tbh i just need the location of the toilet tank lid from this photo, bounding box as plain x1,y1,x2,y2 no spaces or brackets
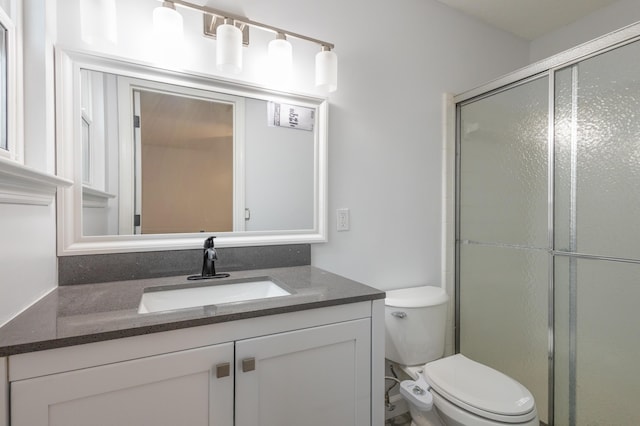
385,286,448,308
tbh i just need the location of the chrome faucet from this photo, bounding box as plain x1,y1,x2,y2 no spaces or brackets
188,236,230,280
202,236,218,277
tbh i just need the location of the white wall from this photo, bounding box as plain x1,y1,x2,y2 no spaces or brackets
530,0,640,63
0,204,57,326
0,0,58,327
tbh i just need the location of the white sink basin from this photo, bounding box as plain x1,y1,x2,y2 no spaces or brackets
138,278,291,314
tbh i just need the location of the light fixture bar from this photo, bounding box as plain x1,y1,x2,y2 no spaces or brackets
170,0,334,49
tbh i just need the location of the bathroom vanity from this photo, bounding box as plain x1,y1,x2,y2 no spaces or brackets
0,266,385,426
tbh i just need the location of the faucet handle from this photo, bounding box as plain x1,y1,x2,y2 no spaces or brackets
204,236,216,249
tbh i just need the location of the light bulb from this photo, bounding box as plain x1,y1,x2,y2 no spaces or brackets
315,47,337,92
216,19,243,74
268,34,293,85
153,1,184,51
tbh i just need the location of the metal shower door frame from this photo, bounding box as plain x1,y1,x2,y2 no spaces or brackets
451,21,640,426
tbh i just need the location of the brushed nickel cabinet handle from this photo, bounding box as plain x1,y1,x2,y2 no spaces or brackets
242,357,256,372
216,362,230,378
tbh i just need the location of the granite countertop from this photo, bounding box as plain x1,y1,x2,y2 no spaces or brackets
0,266,385,357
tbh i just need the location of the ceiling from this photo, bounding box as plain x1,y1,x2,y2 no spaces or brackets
435,0,619,40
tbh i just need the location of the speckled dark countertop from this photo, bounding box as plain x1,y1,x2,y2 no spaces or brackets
0,266,385,357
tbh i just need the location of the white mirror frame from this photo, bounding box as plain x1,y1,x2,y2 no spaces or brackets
56,48,328,255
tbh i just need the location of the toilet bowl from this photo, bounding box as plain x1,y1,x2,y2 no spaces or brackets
384,286,538,426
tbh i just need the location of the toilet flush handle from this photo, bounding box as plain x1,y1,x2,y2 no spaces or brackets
391,311,407,319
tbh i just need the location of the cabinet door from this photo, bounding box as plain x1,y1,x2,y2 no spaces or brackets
11,343,233,426
235,318,371,426
1,358,7,426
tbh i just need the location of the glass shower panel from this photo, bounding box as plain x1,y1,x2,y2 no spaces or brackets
459,243,549,423
555,257,640,426
459,76,548,248
555,40,640,260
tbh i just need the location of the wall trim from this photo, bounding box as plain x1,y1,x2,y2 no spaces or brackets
82,185,116,208
0,157,72,206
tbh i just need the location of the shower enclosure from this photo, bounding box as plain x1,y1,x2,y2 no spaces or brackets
454,24,640,426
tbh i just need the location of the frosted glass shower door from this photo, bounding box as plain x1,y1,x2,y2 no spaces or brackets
555,40,640,259
457,76,550,423
554,258,640,426
458,29,640,426
554,39,640,426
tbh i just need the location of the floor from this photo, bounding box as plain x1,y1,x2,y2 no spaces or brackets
385,413,412,425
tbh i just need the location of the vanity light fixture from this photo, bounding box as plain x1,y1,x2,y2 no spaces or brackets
216,18,243,74
153,1,184,47
163,0,338,91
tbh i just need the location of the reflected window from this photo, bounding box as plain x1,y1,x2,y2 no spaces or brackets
82,116,91,184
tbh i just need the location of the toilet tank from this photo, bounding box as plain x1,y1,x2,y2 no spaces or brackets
384,286,449,366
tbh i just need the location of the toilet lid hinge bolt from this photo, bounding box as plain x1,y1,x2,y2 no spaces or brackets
412,385,426,395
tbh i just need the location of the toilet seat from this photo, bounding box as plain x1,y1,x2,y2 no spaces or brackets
423,354,537,424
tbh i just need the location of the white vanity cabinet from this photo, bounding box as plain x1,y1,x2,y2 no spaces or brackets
235,319,371,426
11,343,234,426
7,301,383,426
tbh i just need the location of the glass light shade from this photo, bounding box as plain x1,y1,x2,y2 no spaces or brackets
153,4,184,48
216,23,243,74
315,49,338,92
268,37,293,83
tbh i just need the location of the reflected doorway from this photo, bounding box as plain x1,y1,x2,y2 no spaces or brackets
133,89,236,234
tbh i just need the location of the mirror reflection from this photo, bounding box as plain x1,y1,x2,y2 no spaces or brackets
80,69,316,237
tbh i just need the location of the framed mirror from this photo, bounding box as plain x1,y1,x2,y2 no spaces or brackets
56,49,327,255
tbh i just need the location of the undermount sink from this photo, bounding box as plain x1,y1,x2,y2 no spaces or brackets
138,277,291,314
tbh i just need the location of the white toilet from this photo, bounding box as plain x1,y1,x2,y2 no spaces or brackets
385,286,539,426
